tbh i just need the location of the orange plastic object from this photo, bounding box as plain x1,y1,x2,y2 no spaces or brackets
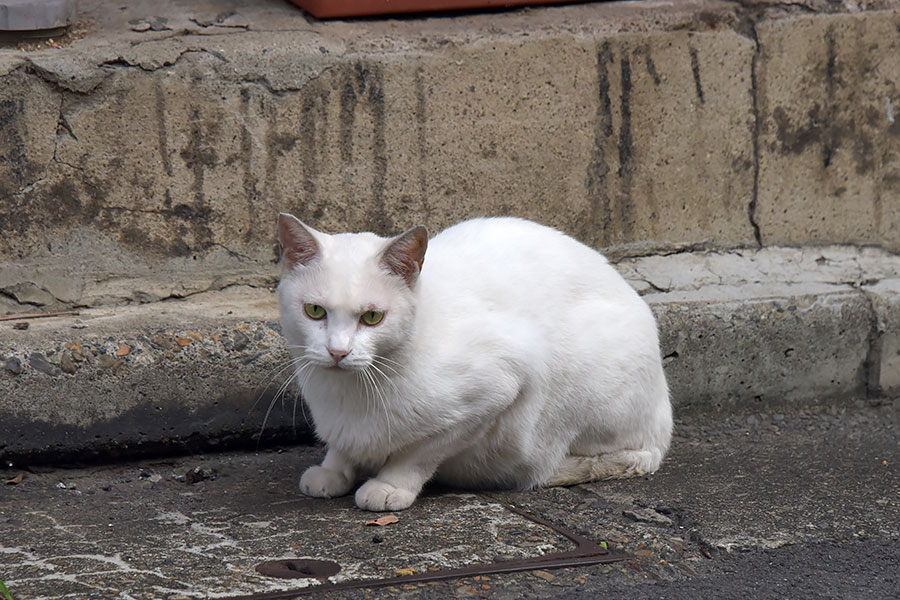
288,0,583,19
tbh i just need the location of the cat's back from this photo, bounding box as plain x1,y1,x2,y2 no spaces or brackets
423,217,634,302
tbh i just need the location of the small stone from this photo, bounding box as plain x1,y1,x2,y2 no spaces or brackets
97,354,116,369
12,322,28,330
623,507,674,526
532,570,556,582
394,567,416,577
231,330,249,351
3,357,23,375
746,415,758,426
116,344,130,356
372,534,384,543
151,334,177,350
59,353,77,374
71,320,88,329
29,353,61,376
241,352,263,365
183,466,218,484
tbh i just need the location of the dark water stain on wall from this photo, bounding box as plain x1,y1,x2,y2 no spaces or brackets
367,63,390,235
415,66,429,216
155,82,173,178
331,61,391,234
584,42,615,246
823,27,838,169
634,44,661,87
616,52,635,241
689,45,704,105
239,88,259,244
178,107,219,253
0,99,30,192
771,25,881,178
293,81,325,224
339,66,360,165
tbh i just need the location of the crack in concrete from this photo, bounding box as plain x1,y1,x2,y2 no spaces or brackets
100,46,229,73
241,63,340,96
21,57,110,95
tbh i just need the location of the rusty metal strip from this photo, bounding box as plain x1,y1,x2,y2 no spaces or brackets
223,499,630,600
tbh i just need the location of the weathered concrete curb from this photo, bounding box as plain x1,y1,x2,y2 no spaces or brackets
620,245,900,414
0,287,306,463
2,247,898,462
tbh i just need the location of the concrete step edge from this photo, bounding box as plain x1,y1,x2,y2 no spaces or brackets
1,253,898,463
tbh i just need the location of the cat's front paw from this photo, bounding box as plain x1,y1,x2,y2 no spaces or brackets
299,465,354,498
355,479,417,511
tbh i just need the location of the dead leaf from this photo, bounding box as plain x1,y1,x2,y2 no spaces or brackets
5,473,25,485
634,549,654,557
116,344,130,356
532,570,556,582
365,514,399,527
175,337,193,347
394,567,416,576
187,331,203,341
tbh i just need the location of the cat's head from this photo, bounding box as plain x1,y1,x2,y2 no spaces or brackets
276,213,428,372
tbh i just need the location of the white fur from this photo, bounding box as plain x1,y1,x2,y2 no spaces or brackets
278,216,672,511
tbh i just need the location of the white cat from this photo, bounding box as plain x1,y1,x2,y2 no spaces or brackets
277,214,672,512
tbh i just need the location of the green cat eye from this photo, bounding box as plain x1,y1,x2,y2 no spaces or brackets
304,303,326,320
360,310,384,326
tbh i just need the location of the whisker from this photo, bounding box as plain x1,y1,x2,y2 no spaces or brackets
357,371,373,421
368,362,400,399
371,353,405,370
290,361,316,435
365,366,393,451
258,358,313,448
371,357,402,379
246,354,307,417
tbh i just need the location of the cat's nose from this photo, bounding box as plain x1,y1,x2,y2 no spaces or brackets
328,349,349,363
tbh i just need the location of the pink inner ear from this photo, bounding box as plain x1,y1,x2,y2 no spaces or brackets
278,214,319,269
381,226,428,286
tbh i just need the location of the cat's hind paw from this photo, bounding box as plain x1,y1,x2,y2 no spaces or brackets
355,479,417,511
299,465,354,498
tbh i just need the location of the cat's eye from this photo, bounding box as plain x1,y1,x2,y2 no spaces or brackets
304,303,326,320
360,310,384,326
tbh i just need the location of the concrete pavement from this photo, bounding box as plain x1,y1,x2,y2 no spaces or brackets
1,402,896,598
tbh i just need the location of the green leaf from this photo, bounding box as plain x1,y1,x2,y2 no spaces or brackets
599,541,608,550
0,579,13,600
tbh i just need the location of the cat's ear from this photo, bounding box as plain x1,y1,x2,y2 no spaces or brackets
278,213,320,270
380,226,428,286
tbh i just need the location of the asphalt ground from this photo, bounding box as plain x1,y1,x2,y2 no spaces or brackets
1,401,897,599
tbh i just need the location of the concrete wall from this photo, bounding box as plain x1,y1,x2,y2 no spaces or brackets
1,0,897,310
